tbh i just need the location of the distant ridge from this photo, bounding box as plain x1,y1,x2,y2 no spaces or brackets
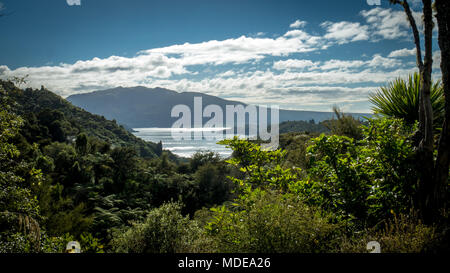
67,86,371,129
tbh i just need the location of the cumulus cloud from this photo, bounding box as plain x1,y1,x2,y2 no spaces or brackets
368,54,401,68
289,19,307,29
67,0,81,6
142,32,323,67
0,29,325,96
320,59,366,70
388,48,416,58
274,54,404,72
0,49,417,113
321,21,369,44
360,7,423,40
217,70,236,78
273,59,319,71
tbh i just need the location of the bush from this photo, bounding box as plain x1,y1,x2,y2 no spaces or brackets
205,191,342,253
321,106,364,140
304,118,417,226
340,213,438,253
111,202,201,253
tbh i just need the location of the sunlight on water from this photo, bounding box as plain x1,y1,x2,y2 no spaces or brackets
132,128,239,158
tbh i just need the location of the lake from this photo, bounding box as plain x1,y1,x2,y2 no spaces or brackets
132,127,238,158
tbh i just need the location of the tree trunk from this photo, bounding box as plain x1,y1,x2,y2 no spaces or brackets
417,0,435,224
395,0,435,223
434,0,450,217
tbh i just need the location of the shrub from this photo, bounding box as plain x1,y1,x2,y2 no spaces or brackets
111,202,201,253
340,213,438,253
304,118,417,226
205,191,342,253
321,106,364,140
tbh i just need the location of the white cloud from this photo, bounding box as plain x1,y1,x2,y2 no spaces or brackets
67,0,81,6
0,51,417,112
273,59,319,70
360,7,423,40
321,21,369,44
142,32,322,67
275,54,403,72
388,48,416,58
0,29,324,96
289,20,307,29
366,54,401,68
217,70,236,78
320,59,366,70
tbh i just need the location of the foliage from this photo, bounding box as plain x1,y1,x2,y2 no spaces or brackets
38,232,104,253
205,192,342,253
1,80,236,252
340,213,438,253
0,87,43,252
303,118,417,226
321,106,364,140
279,132,320,170
1,78,448,253
219,137,300,194
207,138,343,253
369,72,444,127
111,202,201,253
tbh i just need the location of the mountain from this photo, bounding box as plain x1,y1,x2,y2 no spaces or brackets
67,86,371,129
1,81,161,158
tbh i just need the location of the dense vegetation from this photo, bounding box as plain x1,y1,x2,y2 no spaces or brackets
0,80,234,252
1,72,449,252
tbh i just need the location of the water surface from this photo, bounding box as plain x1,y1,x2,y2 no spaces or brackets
133,127,237,158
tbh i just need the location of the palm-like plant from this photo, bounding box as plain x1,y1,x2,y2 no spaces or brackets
369,72,444,127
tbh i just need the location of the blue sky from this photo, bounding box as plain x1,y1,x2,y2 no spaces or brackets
0,0,442,113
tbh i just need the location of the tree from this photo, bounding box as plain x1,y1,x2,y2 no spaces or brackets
75,133,88,155
110,146,138,191
155,141,163,157
0,86,42,252
390,0,446,223
433,0,450,222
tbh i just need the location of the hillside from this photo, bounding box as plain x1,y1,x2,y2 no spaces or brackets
67,86,370,129
279,120,330,134
1,81,161,158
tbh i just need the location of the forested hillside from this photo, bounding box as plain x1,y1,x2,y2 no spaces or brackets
1,81,160,159
0,80,233,252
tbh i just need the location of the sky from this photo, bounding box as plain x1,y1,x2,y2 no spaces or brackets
0,0,442,113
